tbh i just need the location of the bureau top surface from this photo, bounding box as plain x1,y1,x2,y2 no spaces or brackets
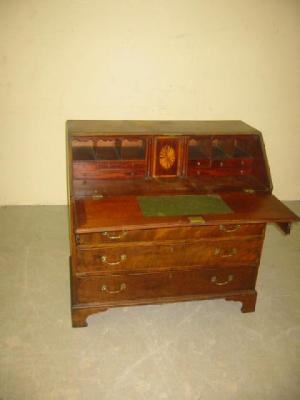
67,120,260,136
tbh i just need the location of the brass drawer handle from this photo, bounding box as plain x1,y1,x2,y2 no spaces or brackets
219,224,240,233
101,231,128,240
101,254,127,265
214,247,237,257
101,283,127,294
211,274,234,286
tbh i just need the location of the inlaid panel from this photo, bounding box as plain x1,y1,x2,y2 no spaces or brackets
152,137,184,177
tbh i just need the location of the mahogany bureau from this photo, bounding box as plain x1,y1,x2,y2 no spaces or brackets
66,120,299,327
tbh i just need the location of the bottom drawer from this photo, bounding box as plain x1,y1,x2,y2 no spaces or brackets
76,266,257,304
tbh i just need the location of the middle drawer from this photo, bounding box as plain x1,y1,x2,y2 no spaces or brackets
76,237,263,274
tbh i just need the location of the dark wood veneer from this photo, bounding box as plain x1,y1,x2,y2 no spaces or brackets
67,120,299,327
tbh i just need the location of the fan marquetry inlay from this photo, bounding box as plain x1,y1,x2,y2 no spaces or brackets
159,145,176,170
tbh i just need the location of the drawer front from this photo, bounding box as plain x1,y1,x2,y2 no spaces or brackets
188,168,209,177
212,158,253,169
77,224,265,246
76,238,263,273
187,160,211,177
86,168,146,179
73,160,146,180
188,160,211,169
191,167,252,177
76,266,257,303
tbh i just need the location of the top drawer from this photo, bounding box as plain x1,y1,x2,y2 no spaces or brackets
76,223,265,246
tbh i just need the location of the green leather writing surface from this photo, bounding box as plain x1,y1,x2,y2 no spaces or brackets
138,195,232,217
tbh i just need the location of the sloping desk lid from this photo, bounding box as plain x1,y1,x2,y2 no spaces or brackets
74,192,299,233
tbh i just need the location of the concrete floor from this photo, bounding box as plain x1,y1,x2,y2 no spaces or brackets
0,203,300,400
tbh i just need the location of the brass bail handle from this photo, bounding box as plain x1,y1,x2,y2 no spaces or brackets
101,283,127,294
219,224,240,233
211,274,234,286
214,247,237,257
101,231,128,240
101,254,127,266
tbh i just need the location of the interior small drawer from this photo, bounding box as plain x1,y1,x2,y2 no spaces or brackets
89,168,146,179
188,160,211,169
76,237,263,274
212,158,253,169
76,224,265,246
72,160,146,179
206,167,252,177
76,266,257,303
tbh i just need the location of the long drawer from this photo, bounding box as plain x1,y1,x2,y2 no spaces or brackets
76,237,263,274
76,223,265,246
76,266,257,303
